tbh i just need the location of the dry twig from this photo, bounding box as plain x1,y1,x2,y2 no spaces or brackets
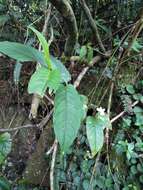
111,101,138,123
0,109,53,133
50,139,58,190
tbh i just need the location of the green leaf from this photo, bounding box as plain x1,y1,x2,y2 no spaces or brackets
53,84,82,152
86,116,104,157
126,143,134,160
135,113,143,126
79,46,87,59
126,84,135,94
105,178,113,188
47,69,61,92
130,165,137,175
87,45,93,63
139,175,143,184
13,62,22,85
0,133,11,165
28,66,62,96
133,106,143,113
29,26,51,68
0,41,46,66
28,67,50,97
133,106,143,126
137,163,143,172
51,56,71,83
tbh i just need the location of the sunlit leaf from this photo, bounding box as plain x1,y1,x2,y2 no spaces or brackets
28,67,50,97
29,26,51,68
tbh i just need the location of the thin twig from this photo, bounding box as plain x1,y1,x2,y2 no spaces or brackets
0,124,36,133
111,101,138,123
97,80,111,106
46,142,55,156
0,109,53,133
44,94,54,105
106,82,115,185
50,139,58,190
88,152,101,190
73,55,103,88
42,4,52,35
38,109,53,128
106,82,114,144
8,112,17,129
74,66,89,88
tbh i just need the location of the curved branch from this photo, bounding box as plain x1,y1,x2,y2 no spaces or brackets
80,0,106,53
49,0,78,56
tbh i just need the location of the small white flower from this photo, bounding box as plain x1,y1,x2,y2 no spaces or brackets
97,107,105,116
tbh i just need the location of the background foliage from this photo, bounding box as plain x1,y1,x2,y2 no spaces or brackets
0,0,143,190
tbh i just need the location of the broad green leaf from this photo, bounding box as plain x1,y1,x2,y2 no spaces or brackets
29,26,51,68
13,62,22,85
28,67,62,96
86,116,104,157
0,133,11,164
0,41,46,66
53,84,82,152
51,56,71,83
28,67,50,97
47,69,61,92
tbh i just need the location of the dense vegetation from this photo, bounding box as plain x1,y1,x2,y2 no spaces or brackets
0,0,143,189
